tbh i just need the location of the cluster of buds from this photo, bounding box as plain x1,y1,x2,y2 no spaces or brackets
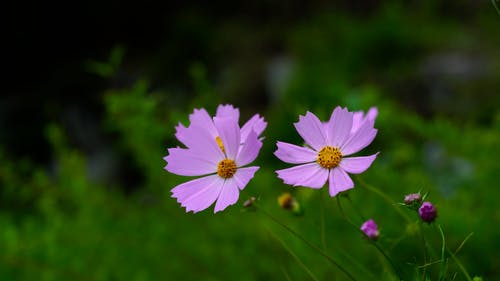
403,192,437,223
360,192,439,243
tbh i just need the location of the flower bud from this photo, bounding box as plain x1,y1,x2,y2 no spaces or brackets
404,193,422,205
277,192,303,215
243,197,256,208
278,193,294,210
360,219,379,240
419,201,437,223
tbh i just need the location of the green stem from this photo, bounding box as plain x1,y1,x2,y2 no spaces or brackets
447,249,472,281
453,232,474,255
281,266,293,281
337,248,379,280
438,226,473,281
336,197,403,280
269,228,320,281
355,176,412,224
345,195,366,221
320,190,327,252
437,225,448,281
254,202,358,281
417,221,429,281
493,0,500,15
371,242,403,281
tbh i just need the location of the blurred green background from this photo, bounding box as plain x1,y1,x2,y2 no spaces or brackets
1,1,499,280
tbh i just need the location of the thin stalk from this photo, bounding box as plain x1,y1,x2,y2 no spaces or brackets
371,242,403,281
281,267,293,281
345,195,366,221
320,190,327,252
336,197,403,281
355,176,412,224
453,232,474,255
269,229,320,281
337,249,379,280
253,202,358,281
437,225,448,281
440,227,473,281
417,221,429,281
447,249,472,281
418,259,444,269
493,0,500,15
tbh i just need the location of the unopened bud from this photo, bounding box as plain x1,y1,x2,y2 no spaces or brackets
360,219,380,240
278,193,293,210
404,193,422,205
419,201,437,223
243,197,256,208
277,192,303,216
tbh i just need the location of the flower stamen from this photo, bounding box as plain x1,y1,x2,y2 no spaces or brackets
217,159,237,178
317,146,342,169
215,136,225,153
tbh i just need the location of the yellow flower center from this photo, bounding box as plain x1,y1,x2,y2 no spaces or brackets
317,146,342,169
216,136,225,153
217,159,237,178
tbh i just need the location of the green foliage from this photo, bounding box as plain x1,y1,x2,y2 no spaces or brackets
85,46,125,78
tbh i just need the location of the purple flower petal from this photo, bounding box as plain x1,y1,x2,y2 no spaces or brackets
241,114,267,140
274,141,317,164
294,112,327,151
367,107,378,122
341,119,377,156
216,104,240,121
171,175,224,213
164,148,217,176
182,124,226,160
236,131,262,167
340,153,379,174
351,107,378,135
174,122,190,145
175,108,217,149
327,106,353,147
189,108,217,137
328,168,354,196
277,163,328,189
298,167,329,188
175,124,213,150
350,112,364,135
214,117,241,160
233,166,259,190
214,178,240,213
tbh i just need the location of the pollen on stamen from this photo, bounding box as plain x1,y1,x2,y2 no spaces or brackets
215,136,225,153
317,146,342,169
217,159,237,178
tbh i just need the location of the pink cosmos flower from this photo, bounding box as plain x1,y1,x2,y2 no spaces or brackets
164,115,263,213
275,106,378,197
175,104,267,149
